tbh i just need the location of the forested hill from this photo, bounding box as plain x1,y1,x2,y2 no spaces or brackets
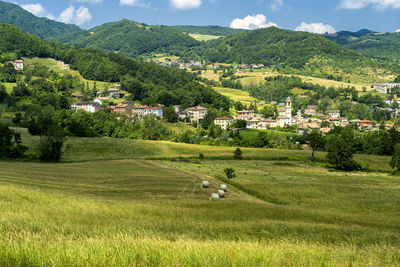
181,27,365,68
325,30,400,62
0,0,81,38
171,25,245,36
53,20,200,58
0,23,230,109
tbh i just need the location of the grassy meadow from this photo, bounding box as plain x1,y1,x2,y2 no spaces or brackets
24,58,112,91
0,128,400,265
188,33,222,41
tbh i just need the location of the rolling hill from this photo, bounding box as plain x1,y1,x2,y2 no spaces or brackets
0,23,230,109
53,19,200,58
0,0,81,39
171,25,245,36
325,29,400,62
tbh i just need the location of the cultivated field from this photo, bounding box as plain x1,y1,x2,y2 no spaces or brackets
0,128,399,265
213,87,263,108
188,33,222,41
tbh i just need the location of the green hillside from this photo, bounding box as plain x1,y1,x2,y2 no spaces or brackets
172,25,245,36
54,19,200,58
183,27,369,67
0,0,81,38
325,29,400,62
0,23,230,109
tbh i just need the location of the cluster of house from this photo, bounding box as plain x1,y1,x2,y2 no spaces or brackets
373,83,400,94
96,84,124,100
155,60,204,68
233,64,265,70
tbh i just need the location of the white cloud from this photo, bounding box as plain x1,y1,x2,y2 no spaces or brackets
21,3,55,20
120,0,137,5
270,0,283,10
170,0,202,10
230,14,277,30
339,0,400,10
295,22,336,34
73,0,103,4
397,29,400,32
59,6,92,26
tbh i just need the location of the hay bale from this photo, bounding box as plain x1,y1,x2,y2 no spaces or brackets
220,184,227,192
211,193,219,201
218,190,225,198
202,181,210,188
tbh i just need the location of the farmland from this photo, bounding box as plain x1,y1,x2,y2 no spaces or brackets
0,128,400,265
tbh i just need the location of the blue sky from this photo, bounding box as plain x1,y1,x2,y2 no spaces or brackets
8,0,400,33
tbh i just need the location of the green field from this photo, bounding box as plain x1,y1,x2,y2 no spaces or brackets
240,128,298,139
24,58,112,91
213,87,264,109
0,128,400,265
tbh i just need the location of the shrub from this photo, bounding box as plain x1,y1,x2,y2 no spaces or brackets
199,153,204,159
224,168,236,179
0,123,27,158
390,143,400,171
38,126,66,162
234,147,243,160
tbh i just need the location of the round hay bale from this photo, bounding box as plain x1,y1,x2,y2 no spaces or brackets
218,190,225,198
220,184,227,192
202,181,210,188
211,193,219,201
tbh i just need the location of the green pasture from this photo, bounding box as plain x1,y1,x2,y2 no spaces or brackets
0,128,399,265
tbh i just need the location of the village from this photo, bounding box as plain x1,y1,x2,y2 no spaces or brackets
69,80,400,136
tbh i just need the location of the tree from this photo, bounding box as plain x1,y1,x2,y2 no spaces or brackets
224,168,236,179
233,119,247,129
0,84,8,103
326,134,361,171
394,75,400,83
141,114,167,140
234,147,243,160
38,126,66,162
163,106,177,123
0,123,27,158
390,143,400,171
306,129,326,162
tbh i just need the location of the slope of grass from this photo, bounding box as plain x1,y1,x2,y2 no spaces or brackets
0,157,399,265
24,58,112,91
213,87,263,108
188,33,221,41
12,127,393,172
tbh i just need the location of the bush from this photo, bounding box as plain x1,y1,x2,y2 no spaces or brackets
326,134,361,171
390,143,400,171
224,168,236,179
234,147,243,160
0,123,27,158
199,153,204,159
38,126,66,162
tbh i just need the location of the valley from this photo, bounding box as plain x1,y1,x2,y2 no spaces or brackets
1,0,400,265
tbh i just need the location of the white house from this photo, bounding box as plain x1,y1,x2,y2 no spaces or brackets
214,117,234,130
12,59,24,70
133,105,163,118
373,83,400,94
328,110,341,118
71,102,100,113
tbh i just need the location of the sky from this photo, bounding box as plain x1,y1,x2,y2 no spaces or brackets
7,0,400,33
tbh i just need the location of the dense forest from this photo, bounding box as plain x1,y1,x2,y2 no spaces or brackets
180,27,377,69
325,30,400,63
53,20,200,58
171,25,245,36
0,0,81,39
0,23,231,110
